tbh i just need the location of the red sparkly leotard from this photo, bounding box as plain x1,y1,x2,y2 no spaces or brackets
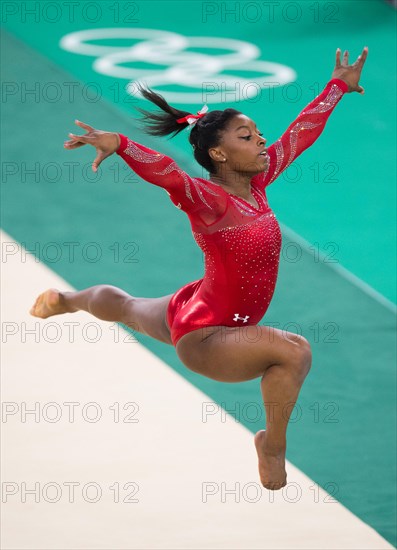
117,78,348,346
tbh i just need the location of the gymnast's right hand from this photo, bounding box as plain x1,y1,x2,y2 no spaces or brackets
64,120,121,172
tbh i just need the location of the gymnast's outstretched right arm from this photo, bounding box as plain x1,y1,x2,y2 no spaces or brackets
64,121,224,217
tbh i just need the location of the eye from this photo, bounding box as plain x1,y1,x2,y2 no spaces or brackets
240,131,263,141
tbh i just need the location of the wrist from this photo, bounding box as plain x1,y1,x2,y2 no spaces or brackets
116,133,128,154
328,78,349,93
113,132,121,152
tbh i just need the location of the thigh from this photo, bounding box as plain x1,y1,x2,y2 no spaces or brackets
126,294,174,345
175,325,310,382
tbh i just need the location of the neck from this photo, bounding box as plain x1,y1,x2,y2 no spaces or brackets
209,170,253,199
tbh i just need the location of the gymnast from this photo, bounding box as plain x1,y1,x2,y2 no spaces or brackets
30,47,368,490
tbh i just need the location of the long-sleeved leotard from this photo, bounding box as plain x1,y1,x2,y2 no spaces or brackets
116,78,348,346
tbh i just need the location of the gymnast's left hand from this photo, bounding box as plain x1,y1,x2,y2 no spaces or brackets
331,46,368,95
64,120,121,172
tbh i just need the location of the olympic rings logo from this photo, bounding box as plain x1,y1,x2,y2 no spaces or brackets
59,28,296,103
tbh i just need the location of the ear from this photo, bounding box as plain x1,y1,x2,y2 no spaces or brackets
208,147,226,163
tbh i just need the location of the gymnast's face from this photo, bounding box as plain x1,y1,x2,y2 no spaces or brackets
209,114,270,175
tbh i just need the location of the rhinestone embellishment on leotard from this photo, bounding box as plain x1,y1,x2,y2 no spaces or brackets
227,185,265,217
304,84,344,114
193,210,282,310
286,121,321,167
124,141,165,163
156,162,222,207
229,195,258,217
269,139,285,183
154,161,209,206
124,140,221,210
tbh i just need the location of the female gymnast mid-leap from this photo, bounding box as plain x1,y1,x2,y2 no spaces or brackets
30,47,368,490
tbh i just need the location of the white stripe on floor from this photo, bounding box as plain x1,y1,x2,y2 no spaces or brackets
1,230,393,550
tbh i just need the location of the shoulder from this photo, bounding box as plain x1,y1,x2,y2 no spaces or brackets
189,177,228,211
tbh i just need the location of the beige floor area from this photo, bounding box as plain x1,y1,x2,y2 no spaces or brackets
1,230,393,550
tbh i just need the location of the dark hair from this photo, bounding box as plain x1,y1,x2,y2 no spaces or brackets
134,83,241,173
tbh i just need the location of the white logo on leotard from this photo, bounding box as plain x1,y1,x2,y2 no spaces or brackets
59,28,296,103
233,313,250,323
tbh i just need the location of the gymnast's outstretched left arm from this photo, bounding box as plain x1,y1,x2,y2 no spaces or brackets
252,46,368,190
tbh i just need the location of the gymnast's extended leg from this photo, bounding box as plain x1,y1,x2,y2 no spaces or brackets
29,286,173,345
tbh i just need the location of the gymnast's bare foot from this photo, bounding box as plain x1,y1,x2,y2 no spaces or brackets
29,289,77,318
254,430,287,490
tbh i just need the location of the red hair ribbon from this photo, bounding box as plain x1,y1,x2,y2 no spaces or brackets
176,105,209,125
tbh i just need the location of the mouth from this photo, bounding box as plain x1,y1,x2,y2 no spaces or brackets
258,151,270,160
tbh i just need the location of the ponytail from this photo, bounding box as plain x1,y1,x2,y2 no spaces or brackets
134,83,192,137
135,83,241,173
